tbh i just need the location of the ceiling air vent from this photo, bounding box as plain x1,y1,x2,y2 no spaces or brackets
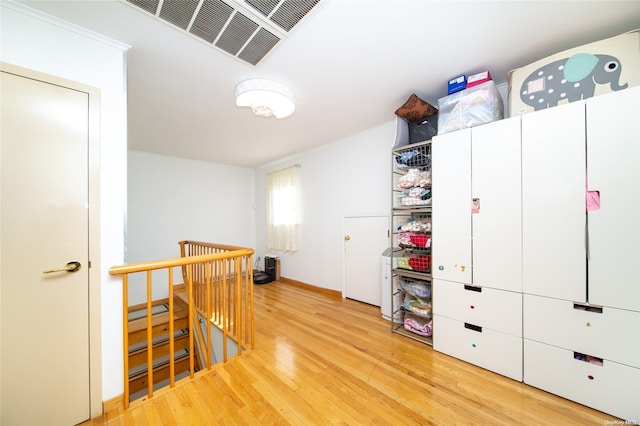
121,0,323,66
248,0,322,32
159,0,199,30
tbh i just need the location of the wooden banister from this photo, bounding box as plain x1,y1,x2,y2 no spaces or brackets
110,241,255,407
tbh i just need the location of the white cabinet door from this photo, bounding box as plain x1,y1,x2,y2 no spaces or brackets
432,129,472,284
472,117,522,292
521,101,587,301
586,87,640,312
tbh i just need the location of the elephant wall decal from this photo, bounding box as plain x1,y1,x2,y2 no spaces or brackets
519,53,628,111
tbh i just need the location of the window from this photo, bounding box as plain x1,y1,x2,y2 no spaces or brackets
267,165,300,252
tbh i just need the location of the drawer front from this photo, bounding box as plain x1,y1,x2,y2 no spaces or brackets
434,279,522,336
524,340,640,422
523,294,640,368
433,315,522,381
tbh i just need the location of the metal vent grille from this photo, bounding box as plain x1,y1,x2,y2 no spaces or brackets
268,0,321,32
189,0,234,43
127,0,159,14
244,0,280,16
215,11,258,56
159,0,199,29
237,27,280,65
122,0,323,65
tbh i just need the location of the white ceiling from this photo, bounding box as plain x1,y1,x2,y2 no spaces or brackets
16,0,640,168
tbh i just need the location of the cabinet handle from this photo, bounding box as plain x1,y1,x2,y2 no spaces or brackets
464,285,481,292
573,302,603,314
464,322,482,333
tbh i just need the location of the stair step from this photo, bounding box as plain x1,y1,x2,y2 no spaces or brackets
128,351,192,395
127,296,190,346
128,303,169,322
128,331,191,369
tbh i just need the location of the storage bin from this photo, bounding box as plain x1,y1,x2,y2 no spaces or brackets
508,29,640,116
403,312,433,337
437,80,503,135
397,231,430,249
399,277,431,298
402,296,432,319
397,254,431,272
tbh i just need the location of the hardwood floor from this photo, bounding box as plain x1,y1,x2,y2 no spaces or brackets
85,280,619,425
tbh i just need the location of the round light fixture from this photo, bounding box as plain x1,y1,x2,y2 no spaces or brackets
235,78,296,119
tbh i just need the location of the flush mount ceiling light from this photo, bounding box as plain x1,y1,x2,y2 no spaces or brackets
235,78,296,118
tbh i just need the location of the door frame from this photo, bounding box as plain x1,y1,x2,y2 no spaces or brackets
341,213,390,299
1,62,103,418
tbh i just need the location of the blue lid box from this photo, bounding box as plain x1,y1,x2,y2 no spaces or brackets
447,75,467,95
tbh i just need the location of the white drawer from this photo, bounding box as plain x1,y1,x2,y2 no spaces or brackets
524,339,640,422
434,279,522,336
523,294,640,368
433,314,522,381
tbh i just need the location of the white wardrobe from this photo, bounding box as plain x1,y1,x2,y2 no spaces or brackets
431,86,640,421
431,116,523,381
521,87,640,421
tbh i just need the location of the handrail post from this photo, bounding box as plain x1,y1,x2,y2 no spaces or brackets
205,261,212,369
235,259,242,356
168,267,175,388
187,263,195,379
122,274,130,409
222,260,228,362
146,270,153,399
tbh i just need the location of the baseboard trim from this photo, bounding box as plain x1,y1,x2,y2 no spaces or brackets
277,276,342,300
103,394,124,413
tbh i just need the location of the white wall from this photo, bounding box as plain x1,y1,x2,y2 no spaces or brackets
255,121,394,292
127,151,256,304
1,3,128,403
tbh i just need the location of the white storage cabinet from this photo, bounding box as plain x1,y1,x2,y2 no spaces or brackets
521,86,640,421
431,116,523,381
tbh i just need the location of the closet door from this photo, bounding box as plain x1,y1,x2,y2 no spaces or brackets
521,101,586,301
432,129,472,284
472,117,522,292
587,87,640,311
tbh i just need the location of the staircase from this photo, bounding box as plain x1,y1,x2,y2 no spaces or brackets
110,241,255,407
126,296,199,399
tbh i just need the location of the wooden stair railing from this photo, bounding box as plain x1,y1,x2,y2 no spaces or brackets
179,240,256,365
110,242,255,407
126,296,198,399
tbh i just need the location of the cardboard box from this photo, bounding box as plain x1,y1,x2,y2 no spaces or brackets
437,80,504,135
508,29,640,116
447,75,467,94
467,71,492,88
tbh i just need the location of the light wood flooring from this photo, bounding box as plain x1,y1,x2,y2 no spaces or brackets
85,280,620,425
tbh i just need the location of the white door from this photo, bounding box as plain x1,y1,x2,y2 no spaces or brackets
471,117,522,292
521,101,586,301
431,129,472,284
586,87,640,311
344,216,389,306
1,68,92,425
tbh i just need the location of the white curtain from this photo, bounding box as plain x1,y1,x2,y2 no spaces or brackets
267,165,300,252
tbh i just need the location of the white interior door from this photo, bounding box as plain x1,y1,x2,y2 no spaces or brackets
431,129,472,284
1,69,91,425
521,101,586,301
471,117,522,292
586,87,640,311
344,216,389,306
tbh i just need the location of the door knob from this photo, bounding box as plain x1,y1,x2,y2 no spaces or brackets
43,261,81,274
344,235,351,241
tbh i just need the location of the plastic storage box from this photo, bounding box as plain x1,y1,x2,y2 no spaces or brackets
437,80,503,135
